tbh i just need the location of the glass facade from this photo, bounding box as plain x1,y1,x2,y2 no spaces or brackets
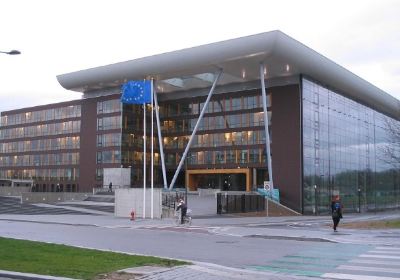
0,103,81,187
159,90,271,189
95,99,122,183
302,78,400,214
0,105,81,126
118,104,161,186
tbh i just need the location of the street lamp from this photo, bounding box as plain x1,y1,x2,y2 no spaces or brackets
0,50,21,55
185,154,195,207
314,184,318,215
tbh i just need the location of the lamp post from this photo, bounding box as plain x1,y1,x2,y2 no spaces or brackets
314,184,318,215
185,154,195,207
0,50,21,55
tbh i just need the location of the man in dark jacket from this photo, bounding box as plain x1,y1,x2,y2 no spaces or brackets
176,199,187,224
331,196,343,232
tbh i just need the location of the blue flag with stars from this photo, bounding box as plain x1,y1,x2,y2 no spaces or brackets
121,80,152,104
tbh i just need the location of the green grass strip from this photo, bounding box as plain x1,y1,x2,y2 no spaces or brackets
0,237,187,280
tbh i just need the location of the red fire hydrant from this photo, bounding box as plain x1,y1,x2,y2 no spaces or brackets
130,210,135,221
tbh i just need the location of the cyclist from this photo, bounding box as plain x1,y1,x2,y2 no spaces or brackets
176,199,187,224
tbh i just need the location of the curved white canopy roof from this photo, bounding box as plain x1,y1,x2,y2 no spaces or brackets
57,30,400,119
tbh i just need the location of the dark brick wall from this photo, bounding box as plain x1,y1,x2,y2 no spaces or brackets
79,98,98,191
271,84,302,212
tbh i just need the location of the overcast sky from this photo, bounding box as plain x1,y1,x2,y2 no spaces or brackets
1,0,399,112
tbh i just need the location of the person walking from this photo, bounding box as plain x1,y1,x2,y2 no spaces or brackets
108,182,113,193
331,196,343,232
176,199,187,224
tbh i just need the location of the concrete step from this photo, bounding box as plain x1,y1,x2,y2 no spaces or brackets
84,195,115,203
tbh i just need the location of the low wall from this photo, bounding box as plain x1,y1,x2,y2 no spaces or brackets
0,187,31,196
115,188,162,219
21,192,91,204
198,188,220,196
162,207,175,219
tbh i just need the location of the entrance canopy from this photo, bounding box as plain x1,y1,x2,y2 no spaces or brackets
57,30,400,120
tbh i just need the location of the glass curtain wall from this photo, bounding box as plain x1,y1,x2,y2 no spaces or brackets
120,103,160,187
159,90,271,188
302,78,400,214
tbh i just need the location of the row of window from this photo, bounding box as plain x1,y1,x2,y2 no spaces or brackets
121,111,269,134
120,133,158,149
0,121,81,139
0,137,80,153
98,148,268,169
121,151,160,165
163,130,267,149
96,150,121,164
0,168,79,181
97,116,121,131
0,152,79,167
163,149,266,166
159,94,271,117
97,133,121,147
0,105,81,127
97,99,121,114
160,112,270,133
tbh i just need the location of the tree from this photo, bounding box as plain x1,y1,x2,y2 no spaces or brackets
381,118,400,168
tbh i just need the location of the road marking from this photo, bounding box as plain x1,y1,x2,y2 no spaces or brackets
375,247,400,251
368,250,400,255
189,265,250,279
360,254,400,260
350,259,400,266
249,266,322,277
322,273,400,280
338,265,400,274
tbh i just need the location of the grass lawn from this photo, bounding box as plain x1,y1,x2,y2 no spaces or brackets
341,219,400,229
0,237,187,279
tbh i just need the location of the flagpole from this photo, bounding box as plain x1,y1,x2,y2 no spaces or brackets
150,79,154,219
143,102,146,219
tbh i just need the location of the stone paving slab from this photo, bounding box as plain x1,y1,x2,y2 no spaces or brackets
136,263,313,280
121,266,173,275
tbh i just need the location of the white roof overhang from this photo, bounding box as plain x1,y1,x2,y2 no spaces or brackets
57,30,400,120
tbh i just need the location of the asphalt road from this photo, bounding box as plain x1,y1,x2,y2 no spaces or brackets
1,196,400,279
0,219,311,268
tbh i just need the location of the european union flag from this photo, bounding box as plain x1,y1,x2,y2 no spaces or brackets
121,80,152,104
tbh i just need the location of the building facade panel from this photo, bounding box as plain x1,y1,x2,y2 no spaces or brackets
271,84,302,212
302,78,400,214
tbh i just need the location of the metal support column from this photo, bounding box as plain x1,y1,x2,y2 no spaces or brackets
260,63,274,189
150,80,154,219
154,88,168,189
169,69,223,190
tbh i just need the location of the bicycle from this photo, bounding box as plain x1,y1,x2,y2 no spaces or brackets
174,209,192,226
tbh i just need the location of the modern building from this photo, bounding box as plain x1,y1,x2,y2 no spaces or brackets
1,31,399,214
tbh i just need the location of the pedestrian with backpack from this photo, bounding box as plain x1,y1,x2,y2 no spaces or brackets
331,195,343,232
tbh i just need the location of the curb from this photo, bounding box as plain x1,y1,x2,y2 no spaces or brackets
0,270,77,280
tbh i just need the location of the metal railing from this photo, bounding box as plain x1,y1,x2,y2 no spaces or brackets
162,190,185,209
217,192,265,214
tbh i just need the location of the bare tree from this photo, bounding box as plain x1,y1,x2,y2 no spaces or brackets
381,118,400,167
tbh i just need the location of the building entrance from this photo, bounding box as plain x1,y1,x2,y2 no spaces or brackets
186,168,251,192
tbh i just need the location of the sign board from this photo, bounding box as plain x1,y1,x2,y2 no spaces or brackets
263,181,271,191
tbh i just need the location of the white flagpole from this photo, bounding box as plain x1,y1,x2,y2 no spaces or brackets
150,79,154,219
143,101,146,219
